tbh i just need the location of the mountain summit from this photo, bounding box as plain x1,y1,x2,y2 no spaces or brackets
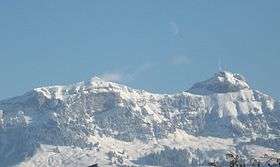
188,71,250,95
0,71,279,167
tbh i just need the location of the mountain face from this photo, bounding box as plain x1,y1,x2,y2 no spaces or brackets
0,71,279,167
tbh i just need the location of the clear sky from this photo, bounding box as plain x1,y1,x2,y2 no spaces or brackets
0,1,279,100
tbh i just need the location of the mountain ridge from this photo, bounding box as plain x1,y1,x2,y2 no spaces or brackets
0,71,279,167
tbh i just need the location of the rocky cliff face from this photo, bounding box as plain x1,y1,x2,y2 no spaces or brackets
0,71,279,167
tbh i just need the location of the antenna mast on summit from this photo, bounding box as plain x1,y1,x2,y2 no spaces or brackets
218,57,222,71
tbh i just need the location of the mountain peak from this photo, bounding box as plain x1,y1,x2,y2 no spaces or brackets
84,76,105,86
187,71,250,95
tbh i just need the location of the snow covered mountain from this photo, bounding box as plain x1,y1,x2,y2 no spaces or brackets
0,71,279,167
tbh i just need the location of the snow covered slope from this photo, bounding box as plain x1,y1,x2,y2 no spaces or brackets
0,71,279,167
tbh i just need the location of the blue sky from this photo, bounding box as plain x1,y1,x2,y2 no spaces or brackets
0,1,280,100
